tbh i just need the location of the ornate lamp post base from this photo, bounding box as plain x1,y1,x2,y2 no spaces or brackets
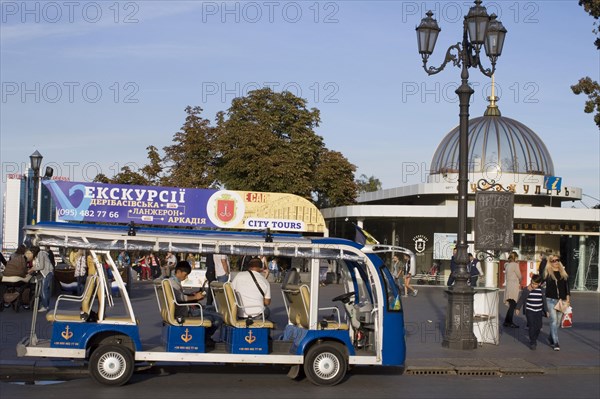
442,285,478,350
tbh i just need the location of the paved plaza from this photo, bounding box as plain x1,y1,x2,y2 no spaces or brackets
1,279,598,380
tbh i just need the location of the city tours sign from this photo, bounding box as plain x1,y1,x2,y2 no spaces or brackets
43,180,326,233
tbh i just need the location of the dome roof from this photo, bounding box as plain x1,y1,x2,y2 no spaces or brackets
430,103,554,176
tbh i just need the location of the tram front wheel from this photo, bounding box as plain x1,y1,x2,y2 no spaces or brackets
304,342,347,386
89,344,134,386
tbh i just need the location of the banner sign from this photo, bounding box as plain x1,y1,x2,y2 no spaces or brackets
43,181,326,233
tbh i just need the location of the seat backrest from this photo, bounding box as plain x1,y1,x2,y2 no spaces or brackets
161,279,178,325
223,282,240,325
154,282,168,323
81,275,98,315
210,281,230,325
283,284,310,328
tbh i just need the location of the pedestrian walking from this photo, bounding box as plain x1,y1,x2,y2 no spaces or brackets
447,247,457,286
391,255,404,292
503,251,521,328
214,254,230,283
544,255,570,351
28,246,54,312
516,274,548,350
468,253,484,287
403,254,418,297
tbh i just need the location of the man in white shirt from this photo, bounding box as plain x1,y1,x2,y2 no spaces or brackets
214,254,230,283
231,258,271,319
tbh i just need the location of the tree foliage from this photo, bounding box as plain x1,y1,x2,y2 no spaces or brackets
571,77,600,128
163,106,217,188
313,149,358,208
579,0,600,48
215,88,324,198
356,174,382,193
94,89,363,208
572,1,600,129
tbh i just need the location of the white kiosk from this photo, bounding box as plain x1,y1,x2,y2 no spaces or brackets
473,288,499,345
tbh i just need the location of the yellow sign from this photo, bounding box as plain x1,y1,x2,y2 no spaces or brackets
207,190,326,233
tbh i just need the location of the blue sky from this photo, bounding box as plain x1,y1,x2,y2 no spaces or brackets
1,0,599,217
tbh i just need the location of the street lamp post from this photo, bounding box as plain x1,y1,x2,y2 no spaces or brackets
29,150,43,225
415,0,507,349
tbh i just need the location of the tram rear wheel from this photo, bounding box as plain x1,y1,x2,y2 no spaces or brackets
304,342,347,386
89,344,134,386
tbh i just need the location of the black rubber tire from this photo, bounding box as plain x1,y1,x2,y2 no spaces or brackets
303,342,347,386
89,344,134,386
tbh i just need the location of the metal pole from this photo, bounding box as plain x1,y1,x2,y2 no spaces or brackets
442,21,477,349
31,169,40,224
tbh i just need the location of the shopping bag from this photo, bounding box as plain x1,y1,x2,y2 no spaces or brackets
561,306,573,328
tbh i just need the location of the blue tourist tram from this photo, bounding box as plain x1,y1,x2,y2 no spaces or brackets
16,183,410,386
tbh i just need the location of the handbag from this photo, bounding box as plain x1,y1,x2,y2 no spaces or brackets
554,299,569,313
561,306,573,328
553,282,569,313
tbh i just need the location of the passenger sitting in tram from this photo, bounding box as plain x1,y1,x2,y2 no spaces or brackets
170,261,223,345
231,258,271,319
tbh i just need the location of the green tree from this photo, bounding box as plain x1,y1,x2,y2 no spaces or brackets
215,88,324,198
162,106,218,188
93,165,149,185
579,0,600,48
313,149,358,208
141,145,164,185
572,0,600,128
356,174,382,193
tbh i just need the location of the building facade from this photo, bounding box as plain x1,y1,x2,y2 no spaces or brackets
322,102,600,291
2,170,62,251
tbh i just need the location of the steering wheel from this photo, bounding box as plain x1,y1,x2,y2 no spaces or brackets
332,291,356,304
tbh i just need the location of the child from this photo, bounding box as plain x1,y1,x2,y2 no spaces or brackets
516,274,548,350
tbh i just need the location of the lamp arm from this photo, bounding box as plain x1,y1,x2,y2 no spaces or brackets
422,43,462,76
475,56,496,77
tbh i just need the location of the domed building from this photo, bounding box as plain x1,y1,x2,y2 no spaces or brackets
430,100,554,178
322,99,599,291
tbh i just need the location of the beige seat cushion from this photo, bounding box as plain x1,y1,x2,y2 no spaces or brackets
162,279,212,328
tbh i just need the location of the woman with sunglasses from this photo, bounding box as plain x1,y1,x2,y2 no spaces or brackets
543,256,570,351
